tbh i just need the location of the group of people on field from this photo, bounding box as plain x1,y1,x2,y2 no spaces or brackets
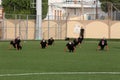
9,27,108,52
9,26,108,52
9,36,108,52
40,37,54,49
65,27,85,52
40,27,108,52
65,27,108,52
65,37,108,52
10,37,54,50
65,36,84,52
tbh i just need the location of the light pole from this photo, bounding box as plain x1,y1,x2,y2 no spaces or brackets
95,0,98,19
81,0,84,20
36,0,42,40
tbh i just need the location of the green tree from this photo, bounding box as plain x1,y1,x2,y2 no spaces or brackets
2,0,35,14
99,0,120,12
2,0,48,18
42,0,48,19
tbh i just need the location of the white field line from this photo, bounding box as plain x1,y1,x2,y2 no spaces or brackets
0,72,120,77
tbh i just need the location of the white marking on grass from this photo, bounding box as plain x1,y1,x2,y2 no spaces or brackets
0,72,120,77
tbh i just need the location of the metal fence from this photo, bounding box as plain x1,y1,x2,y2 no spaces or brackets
1,2,120,40
0,14,36,40
0,14,67,40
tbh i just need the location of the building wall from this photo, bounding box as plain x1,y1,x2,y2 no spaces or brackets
41,20,120,39
1,20,120,40
85,21,109,38
0,9,3,18
111,22,120,39
1,20,35,40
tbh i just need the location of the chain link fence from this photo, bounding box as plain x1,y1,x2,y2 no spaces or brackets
0,14,36,40
0,14,67,40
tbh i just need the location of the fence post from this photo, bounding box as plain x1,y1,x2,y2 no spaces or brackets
15,14,17,38
19,14,21,38
26,15,28,40
2,13,6,40
48,14,50,39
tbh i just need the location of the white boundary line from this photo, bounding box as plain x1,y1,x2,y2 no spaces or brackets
0,72,120,77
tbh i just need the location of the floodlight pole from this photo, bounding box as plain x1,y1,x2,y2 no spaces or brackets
81,0,84,20
96,0,98,19
36,0,42,40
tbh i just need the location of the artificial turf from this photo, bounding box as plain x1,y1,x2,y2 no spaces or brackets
0,40,120,80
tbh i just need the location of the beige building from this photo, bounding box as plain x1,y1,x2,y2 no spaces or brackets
46,0,106,20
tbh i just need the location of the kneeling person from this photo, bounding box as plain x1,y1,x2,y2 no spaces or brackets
65,40,76,52
15,37,22,50
10,40,16,49
48,37,54,45
97,38,108,51
40,39,48,49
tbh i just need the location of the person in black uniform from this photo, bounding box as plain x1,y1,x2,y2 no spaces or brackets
40,39,48,49
15,37,22,50
10,40,16,49
65,40,76,52
9,37,22,50
78,36,83,44
80,27,85,41
73,38,79,47
97,38,108,50
48,37,54,45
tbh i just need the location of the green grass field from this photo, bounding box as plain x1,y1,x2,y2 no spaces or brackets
0,40,120,80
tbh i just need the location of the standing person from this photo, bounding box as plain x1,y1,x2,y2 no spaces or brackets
78,36,83,44
48,37,54,45
80,27,85,40
97,38,108,51
73,38,79,47
64,40,76,52
40,39,48,49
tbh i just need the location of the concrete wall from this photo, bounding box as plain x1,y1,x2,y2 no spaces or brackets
42,20,120,39
1,20,35,40
1,19,120,40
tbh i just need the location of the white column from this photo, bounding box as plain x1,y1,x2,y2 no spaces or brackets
36,0,42,40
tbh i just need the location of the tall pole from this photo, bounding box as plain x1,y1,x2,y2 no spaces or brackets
96,0,98,19
65,4,68,38
81,0,84,20
36,0,42,40
107,1,111,39
48,5,50,39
